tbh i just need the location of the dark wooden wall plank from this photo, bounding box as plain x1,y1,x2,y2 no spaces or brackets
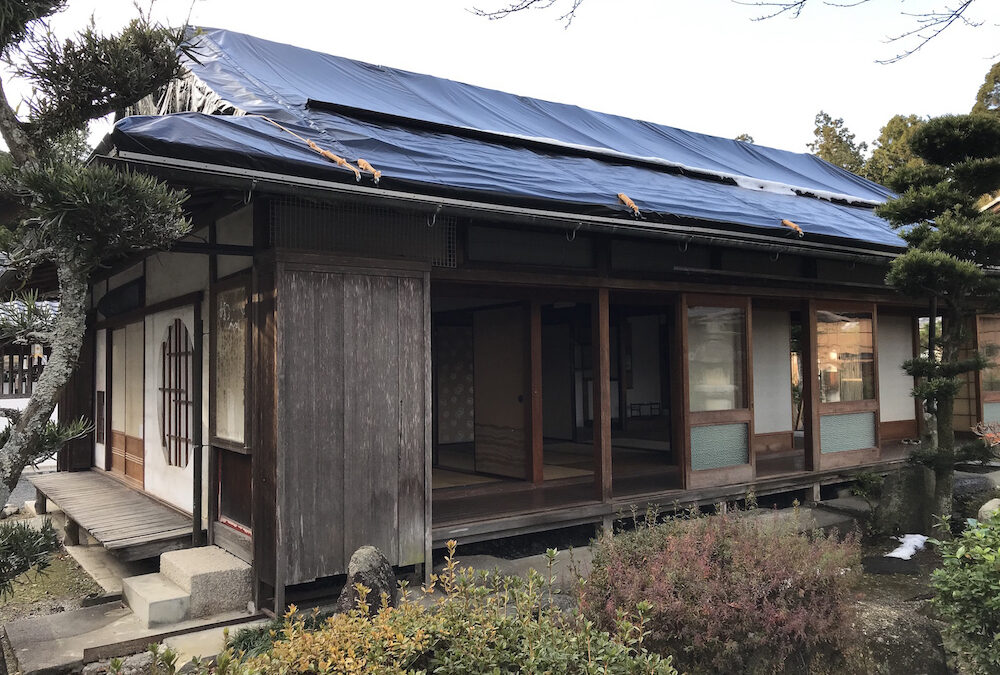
397,276,426,566
343,274,399,560
252,255,277,595
274,258,428,584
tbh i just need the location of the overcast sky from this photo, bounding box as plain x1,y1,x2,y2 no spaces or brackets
18,0,1000,155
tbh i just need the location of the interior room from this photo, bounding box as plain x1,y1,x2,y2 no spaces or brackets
607,300,680,496
430,290,601,521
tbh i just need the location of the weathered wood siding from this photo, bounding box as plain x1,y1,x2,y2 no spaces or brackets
275,254,429,585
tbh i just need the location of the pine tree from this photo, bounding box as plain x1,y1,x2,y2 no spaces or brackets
877,113,1000,522
972,61,1000,116
808,111,867,174
0,4,192,506
862,114,925,186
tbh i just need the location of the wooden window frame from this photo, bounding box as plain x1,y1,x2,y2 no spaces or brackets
810,300,880,468
209,271,253,454
680,294,754,488
977,314,1000,406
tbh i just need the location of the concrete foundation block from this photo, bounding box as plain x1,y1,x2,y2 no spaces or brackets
160,545,252,618
122,572,189,628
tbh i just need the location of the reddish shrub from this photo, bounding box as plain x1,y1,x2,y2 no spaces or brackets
580,508,861,674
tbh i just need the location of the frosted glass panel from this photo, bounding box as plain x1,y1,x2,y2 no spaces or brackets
691,423,748,470
688,306,745,412
984,402,1000,423
820,412,876,453
214,285,247,444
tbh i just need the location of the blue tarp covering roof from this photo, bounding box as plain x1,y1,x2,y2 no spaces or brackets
108,27,904,248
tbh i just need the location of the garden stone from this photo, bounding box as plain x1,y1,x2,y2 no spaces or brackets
1,504,18,519
334,546,397,615
851,600,948,674
978,497,1000,521
952,472,996,520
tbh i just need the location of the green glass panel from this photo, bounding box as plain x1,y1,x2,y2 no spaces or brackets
691,423,748,470
820,412,875,453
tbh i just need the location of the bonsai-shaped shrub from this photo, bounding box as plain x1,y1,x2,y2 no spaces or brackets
931,513,1000,674
580,507,861,674
206,541,677,674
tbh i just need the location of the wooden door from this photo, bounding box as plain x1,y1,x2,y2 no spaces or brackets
473,305,528,478
110,322,144,486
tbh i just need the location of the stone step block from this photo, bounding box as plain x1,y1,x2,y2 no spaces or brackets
160,545,252,618
122,572,189,628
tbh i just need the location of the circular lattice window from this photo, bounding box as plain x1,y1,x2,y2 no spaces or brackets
158,318,193,467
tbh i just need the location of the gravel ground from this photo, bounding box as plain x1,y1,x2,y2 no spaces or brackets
6,466,53,509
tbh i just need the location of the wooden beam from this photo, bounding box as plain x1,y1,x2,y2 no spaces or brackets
528,301,544,484
592,289,612,501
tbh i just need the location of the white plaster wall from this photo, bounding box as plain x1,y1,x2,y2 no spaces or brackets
93,328,106,468
107,262,143,291
145,251,209,305
143,306,198,512
216,204,253,278
752,309,793,434
878,314,916,422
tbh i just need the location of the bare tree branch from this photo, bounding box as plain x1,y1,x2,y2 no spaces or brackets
877,1,977,64
471,0,585,26
471,0,986,62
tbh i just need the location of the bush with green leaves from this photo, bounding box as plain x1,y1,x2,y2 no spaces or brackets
0,518,57,596
204,541,675,674
580,507,861,674
931,513,1000,674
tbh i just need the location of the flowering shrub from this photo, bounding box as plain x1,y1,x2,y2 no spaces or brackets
203,541,676,675
580,507,861,674
931,513,1000,674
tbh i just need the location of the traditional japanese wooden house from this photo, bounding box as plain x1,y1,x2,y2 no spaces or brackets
39,28,1000,611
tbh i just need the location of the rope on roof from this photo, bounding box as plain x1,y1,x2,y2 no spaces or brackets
617,192,641,218
254,115,364,182
357,158,382,184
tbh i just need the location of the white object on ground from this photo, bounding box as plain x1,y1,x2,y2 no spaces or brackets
885,534,928,560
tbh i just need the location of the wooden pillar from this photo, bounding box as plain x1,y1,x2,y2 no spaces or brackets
528,301,544,484
803,299,820,471
592,289,613,501
675,296,691,490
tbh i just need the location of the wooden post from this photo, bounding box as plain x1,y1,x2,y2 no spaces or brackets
804,299,821,471
592,289,612,501
34,488,46,515
64,519,80,546
528,301,544,484
192,299,204,546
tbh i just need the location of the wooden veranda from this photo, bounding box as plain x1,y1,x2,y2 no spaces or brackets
29,471,197,561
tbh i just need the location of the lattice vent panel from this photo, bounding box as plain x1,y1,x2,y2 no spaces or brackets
269,197,456,268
